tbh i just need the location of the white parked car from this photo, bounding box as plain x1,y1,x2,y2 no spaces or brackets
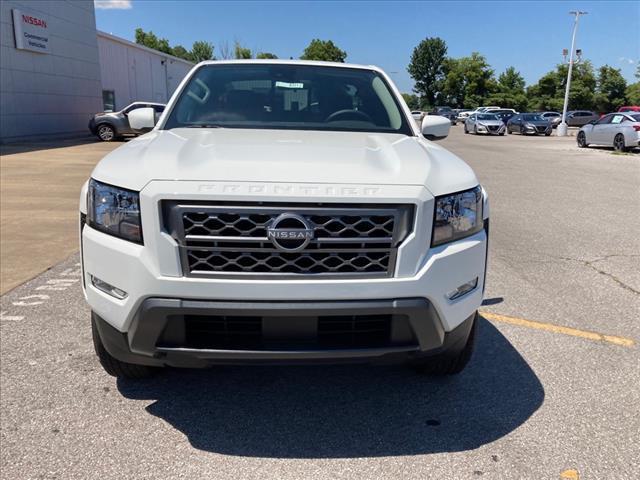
464,113,506,135
457,106,500,121
411,110,426,122
577,112,640,152
80,60,489,379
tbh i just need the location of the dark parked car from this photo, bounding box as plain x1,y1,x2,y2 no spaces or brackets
565,110,599,127
490,109,517,125
89,102,166,141
507,113,552,136
429,106,457,125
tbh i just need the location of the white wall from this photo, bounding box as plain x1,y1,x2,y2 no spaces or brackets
0,0,102,142
97,31,193,111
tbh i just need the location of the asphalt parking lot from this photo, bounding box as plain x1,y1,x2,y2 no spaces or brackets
1,127,639,479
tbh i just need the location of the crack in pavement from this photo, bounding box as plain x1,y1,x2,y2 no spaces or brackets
556,254,640,296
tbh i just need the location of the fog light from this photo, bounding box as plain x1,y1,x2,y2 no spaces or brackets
447,277,478,301
91,275,128,300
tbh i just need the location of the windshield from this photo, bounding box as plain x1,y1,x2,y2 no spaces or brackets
522,114,543,121
163,64,412,134
477,114,498,120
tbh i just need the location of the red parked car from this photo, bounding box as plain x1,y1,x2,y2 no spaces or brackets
618,106,640,113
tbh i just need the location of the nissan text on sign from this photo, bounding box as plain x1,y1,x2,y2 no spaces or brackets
12,9,50,54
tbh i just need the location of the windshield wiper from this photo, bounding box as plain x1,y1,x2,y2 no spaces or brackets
183,124,225,128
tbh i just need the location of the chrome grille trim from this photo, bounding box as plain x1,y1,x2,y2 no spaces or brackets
163,202,413,279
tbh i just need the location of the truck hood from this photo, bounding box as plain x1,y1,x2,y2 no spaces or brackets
91,128,479,196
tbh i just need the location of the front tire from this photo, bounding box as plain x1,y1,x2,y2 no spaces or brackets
474,125,478,135
614,133,627,152
577,131,588,148
96,124,116,142
92,316,156,379
412,312,477,375
464,124,469,134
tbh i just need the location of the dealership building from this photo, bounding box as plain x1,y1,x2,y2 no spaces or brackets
0,0,193,143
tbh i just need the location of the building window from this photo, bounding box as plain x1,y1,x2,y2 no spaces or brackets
102,90,116,112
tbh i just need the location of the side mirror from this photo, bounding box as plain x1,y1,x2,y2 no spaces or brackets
421,115,451,140
128,107,156,131
589,120,597,125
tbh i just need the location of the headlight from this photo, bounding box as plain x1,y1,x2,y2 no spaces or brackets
432,186,483,247
525,123,535,129
87,179,143,243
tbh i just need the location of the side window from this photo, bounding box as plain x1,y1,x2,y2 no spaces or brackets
596,114,612,125
611,115,624,124
102,90,115,112
124,103,144,114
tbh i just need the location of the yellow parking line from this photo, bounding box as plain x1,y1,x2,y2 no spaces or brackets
481,311,636,348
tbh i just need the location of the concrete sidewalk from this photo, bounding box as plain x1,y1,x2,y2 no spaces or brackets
0,140,120,294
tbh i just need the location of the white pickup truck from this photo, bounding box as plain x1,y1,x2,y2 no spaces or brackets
80,60,489,379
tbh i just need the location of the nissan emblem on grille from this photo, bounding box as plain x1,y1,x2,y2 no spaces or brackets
266,213,314,252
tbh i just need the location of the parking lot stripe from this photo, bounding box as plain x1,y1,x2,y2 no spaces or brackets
481,311,635,348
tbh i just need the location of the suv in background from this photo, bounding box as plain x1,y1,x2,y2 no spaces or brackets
429,106,457,125
89,102,166,142
565,110,599,127
81,61,489,379
618,106,640,113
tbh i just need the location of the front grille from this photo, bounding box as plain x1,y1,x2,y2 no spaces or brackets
488,125,500,131
184,315,262,349
178,313,395,350
164,202,413,278
318,314,391,348
536,126,548,133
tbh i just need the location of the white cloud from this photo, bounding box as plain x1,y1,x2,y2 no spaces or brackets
618,57,636,65
94,0,132,9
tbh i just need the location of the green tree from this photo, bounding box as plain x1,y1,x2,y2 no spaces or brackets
594,65,627,112
256,52,278,59
486,66,528,111
440,52,495,108
190,41,214,62
407,37,448,108
171,45,192,61
300,39,347,62
527,61,596,111
135,28,159,50
626,82,640,105
234,42,252,59
401,93,420,110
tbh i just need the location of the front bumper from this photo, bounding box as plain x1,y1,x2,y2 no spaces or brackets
92,299,477,367
81,181,489,365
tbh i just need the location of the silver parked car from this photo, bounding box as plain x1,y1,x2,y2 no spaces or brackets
540,111,562,128
464,113,505,135
89,102,166,142
577,112,640,152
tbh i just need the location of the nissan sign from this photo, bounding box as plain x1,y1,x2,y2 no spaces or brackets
12,9,50,54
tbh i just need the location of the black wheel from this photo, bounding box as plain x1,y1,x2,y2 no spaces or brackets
412,312,477,376
613,133,627,152
474,125,478,135
499,132,505,136
577,131,588,148
507,127,512,134
96,124,116,142
464,124,469,134
545,132,551,136
92,315,156,379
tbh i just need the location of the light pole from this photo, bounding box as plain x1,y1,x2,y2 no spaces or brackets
557,11,588,136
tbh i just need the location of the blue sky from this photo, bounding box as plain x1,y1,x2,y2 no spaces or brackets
95,1,640,92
